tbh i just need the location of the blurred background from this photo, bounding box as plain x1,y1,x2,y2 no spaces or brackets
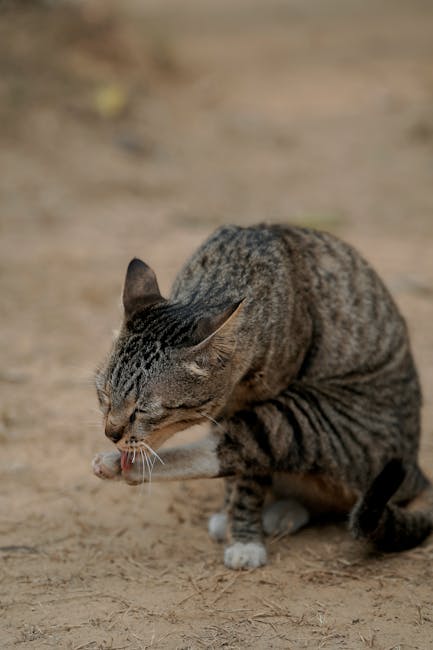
2,1,433,648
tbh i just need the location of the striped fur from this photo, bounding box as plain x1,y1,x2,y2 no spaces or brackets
95,224,432,559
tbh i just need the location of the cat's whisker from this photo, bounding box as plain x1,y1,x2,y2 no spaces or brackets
144,450,151,480
142,441,165,466
147,454,154,490
141,448,153,495
200,412,226,434
139,448,146,496
132,448,136,464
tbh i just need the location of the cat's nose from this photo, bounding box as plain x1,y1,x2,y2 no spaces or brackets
105,423,124,443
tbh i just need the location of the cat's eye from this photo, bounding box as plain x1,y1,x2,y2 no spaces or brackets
165,403,192,410
164,396,214,411
129,411,136,424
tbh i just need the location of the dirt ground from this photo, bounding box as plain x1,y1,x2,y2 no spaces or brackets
1,1,433,648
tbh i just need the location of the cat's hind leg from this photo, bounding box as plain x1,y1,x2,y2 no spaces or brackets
208,478,235,542
262,498,310,536
209,492,310,542
208,512,228,542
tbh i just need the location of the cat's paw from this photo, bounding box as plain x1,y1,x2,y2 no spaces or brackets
262,498,310,536
208,512,228,542
224,542,267,570
92,451,122,480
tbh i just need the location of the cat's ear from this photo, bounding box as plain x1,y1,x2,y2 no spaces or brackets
190,299,245,363
122,258,163,318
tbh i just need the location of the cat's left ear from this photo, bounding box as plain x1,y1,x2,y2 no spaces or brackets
122,258,164,318
188,299,245,363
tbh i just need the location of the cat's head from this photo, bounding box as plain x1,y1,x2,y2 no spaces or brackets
95,258,244,454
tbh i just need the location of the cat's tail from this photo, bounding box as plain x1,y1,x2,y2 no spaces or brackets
349,459,433,552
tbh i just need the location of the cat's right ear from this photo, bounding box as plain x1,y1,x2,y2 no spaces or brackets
186,299,246,365
122,258,163,318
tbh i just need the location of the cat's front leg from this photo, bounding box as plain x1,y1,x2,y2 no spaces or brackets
92,435,227,484
224,476,270,570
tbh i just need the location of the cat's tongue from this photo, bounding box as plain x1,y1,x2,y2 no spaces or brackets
120,451,133,472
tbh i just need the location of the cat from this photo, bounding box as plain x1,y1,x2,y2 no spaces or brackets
92,224,432,569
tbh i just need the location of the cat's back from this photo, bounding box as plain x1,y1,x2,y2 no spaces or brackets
171,223,415,386
172,222,403,334
278,225,411,380
170,224,292,305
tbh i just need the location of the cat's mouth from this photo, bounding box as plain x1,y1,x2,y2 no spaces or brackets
116,420,194,471
116,416,207,463
120,450,135,472
118,445,161,473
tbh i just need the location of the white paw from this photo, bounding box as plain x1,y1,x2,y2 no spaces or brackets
92,451,121,480
262,498,310,536
208,512,228,542
224,542,267,570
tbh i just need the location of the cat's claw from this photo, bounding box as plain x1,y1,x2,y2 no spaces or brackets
92,451,122,480
224,541,267,570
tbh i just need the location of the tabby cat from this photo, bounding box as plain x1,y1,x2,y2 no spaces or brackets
92,224,432,569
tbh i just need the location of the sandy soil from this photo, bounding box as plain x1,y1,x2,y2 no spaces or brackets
1,1,433,648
